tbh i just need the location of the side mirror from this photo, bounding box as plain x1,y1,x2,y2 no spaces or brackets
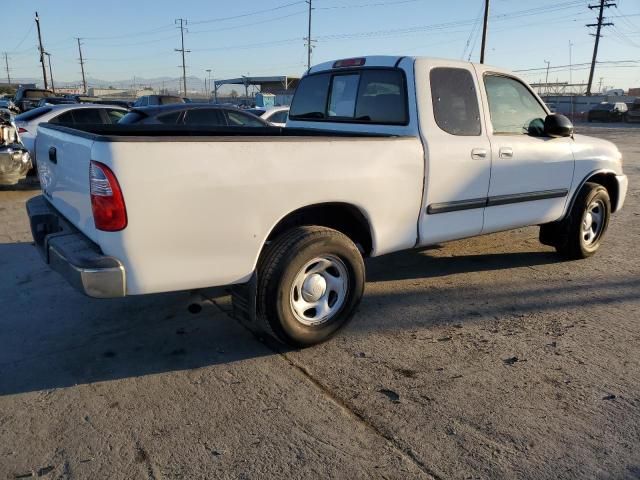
544,113,573,138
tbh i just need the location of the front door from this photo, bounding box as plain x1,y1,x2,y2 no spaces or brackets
417,62,492,245
479,73,575,233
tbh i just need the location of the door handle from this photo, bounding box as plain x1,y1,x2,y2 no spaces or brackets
471,148,487,160
499,147,513,159
48,147,57,164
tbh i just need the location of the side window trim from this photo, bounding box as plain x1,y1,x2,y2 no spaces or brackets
482,72,549,136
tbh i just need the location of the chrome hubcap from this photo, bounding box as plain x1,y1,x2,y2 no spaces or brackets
581,199,604,246
290,255,349,326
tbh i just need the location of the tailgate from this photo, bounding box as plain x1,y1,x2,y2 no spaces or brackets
36,124,97,240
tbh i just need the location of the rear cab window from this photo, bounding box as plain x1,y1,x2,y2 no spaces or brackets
289,67,408,125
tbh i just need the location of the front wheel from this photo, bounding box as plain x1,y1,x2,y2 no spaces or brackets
555,182,611,259
257,226,365,347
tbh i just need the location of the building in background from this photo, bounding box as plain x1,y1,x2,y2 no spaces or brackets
213,76,300,106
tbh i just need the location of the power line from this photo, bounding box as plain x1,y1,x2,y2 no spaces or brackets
191,1,304,25
175,19,190,96
586,0,616,95
461,2,485,60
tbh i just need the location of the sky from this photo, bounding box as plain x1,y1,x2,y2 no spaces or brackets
4,0,640,92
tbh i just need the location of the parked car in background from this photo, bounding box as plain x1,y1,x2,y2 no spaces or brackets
625,101,640,123
12,88,54,112
587,102,628,122
15,104,128,161
0,97,13,109
261,106,289,127
37,97,78,107
118,103,270,127
29,55,627,347
132,95,185,107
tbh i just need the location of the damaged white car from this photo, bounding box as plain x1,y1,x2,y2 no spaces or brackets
0,109,32,185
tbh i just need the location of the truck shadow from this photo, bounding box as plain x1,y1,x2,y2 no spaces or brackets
1,242,638,396
366,247,559,283
0,242,274,397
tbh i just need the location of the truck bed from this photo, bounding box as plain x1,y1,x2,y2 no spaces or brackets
35,122,424,295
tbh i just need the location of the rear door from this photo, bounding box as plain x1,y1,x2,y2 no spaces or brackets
478,73,574,233
416,60,491,245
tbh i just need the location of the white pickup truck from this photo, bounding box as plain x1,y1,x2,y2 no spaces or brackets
27,56,628,346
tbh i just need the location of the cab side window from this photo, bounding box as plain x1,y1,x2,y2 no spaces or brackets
484,75,547,135
430,67,481,136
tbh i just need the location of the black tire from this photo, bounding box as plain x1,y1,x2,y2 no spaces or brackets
555,182,611,260
257,226,365,347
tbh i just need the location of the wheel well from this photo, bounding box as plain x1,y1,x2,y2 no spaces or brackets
267,203,373,256
587,172,619,211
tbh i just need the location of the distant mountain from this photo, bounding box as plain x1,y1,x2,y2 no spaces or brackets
11,75,209,92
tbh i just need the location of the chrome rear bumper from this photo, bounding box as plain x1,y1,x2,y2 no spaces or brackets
26,195,126,298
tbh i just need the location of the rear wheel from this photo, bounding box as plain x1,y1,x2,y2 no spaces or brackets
257,226,365,347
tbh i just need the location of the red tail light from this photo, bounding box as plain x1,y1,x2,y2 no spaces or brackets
90,161,127,231
18,127,28,134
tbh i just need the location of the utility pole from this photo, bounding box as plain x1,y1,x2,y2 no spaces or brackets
479,0,490,64
586,0,615,95
45,52,55,93
3,53,10,85
305,0,313,70
544,60,551,95
76,38,87,94
598,77,604,94
175,19,189,96
35,12,49,90
206,69,212,100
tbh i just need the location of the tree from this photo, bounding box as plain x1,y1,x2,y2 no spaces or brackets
230,89,238,99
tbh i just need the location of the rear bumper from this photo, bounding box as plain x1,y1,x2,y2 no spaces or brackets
26,195,126,298
615,174,628,212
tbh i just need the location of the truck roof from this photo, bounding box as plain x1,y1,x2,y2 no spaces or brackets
308,55,486,75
